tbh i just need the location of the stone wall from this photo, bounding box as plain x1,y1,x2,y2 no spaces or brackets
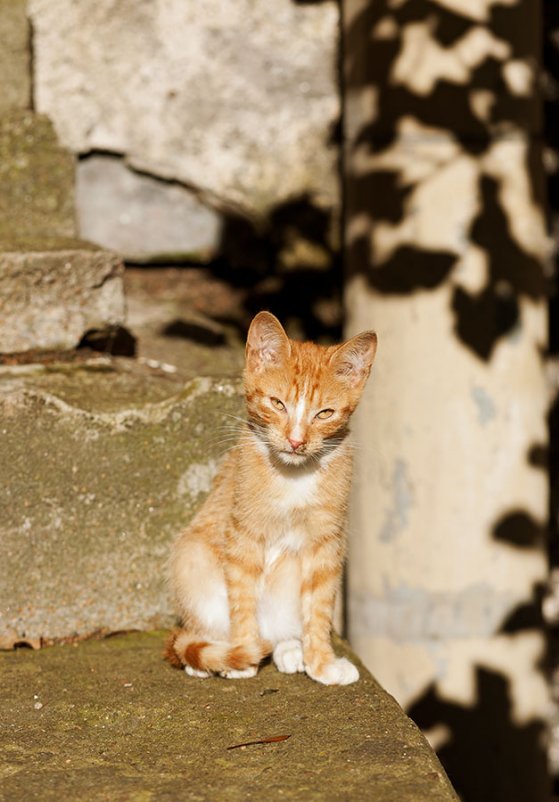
28,0,340,263
0,0,125,354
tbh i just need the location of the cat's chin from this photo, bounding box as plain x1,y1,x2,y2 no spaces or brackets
274,450,312,466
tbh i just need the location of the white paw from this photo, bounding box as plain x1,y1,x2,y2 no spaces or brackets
184,665,212,679
220,666,258,680
306,657,359,686
273,639,305,674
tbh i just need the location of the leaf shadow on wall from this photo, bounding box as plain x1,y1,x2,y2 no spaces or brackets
545,0,559,358
407,665,549,802
344,0,547,362
206,193,344,342
343,0,553,798
407,493,550,802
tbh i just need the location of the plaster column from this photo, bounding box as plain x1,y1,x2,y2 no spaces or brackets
343,1,550,799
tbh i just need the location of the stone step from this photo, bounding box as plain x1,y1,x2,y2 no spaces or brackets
0,107,126,354
0,631,458,802
0,239,125,353
0,101,125,354
0,358,243,648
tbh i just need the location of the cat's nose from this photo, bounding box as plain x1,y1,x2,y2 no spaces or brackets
288,437,305,451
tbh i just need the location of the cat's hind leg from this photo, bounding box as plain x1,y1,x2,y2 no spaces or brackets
220,666,258,679
184,665,212,679
171,538,230,641
168,537,270,677
168,537,229,676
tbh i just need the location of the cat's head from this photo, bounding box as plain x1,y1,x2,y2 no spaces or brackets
243,312,377,466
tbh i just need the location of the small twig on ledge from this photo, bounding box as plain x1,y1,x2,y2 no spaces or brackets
226,734,291,750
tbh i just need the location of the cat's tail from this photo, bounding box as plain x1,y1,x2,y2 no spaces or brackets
164,628,272,673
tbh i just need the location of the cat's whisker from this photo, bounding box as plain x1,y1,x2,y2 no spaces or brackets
207,426,246,440
207,425,251,444
221,413,250,426
214,432,245,444
206,440,240,451
207,434,244,446
211,422,245,433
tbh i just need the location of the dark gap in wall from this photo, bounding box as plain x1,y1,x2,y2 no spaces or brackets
78,326,137,357
27,15,35,112
77,149,250,220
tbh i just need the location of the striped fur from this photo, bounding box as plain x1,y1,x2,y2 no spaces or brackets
164,629,271,672
166,312,376,685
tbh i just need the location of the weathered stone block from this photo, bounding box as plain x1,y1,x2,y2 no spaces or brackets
0,366,243,647
29,0,339,216
0,0,31,113
0,111,75,241
0,243,125,353
0,631,459,802
76,155,222,261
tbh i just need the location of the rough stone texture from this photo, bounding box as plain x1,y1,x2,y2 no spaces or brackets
29,0,339,216
0,111,75,242
0,364,243,647
0,0,31,113
124,267,245,382
0,631,458,802
0,245,125,353
77,155,223,261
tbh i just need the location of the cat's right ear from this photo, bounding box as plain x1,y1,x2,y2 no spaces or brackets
246,312,290,371
330,331,377,388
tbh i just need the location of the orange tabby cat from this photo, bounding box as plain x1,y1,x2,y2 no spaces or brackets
165,311,376,685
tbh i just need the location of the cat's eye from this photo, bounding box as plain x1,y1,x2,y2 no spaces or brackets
270,397,286,412
315,408,335,420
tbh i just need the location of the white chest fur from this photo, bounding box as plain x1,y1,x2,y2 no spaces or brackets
263,469,321,567
273,467,320,513
264,528,306,568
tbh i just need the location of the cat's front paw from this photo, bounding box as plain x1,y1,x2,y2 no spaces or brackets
220,666,258,680
305,656,359,686
273,639,305,674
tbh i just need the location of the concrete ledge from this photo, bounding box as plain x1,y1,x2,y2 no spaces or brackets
0,631,458,801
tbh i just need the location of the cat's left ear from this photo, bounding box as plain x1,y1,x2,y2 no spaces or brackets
246,311,291,371
330,331,377,388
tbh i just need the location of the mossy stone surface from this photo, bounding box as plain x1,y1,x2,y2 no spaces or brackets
0,0,31,113
0,235,99,253
0,631,458,801
0,364,243,647
0,110,75,242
